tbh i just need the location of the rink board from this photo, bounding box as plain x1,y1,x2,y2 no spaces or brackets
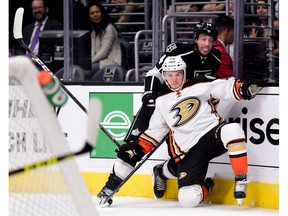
9,85,279,209
82,172,279,209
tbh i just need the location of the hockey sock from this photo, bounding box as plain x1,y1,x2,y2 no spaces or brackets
162,159,177,179
201,185,209,200
227,138,248,175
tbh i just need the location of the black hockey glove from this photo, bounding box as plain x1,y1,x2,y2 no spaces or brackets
142,91,157,111
116,140,145,165
240,79,266,100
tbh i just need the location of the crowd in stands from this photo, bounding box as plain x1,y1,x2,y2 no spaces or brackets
9,0,279,82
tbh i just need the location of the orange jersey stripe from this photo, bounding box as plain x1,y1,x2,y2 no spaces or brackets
233,81,244,100
138,133,159,154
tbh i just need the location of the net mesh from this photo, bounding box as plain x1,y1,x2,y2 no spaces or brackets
9,57,97,216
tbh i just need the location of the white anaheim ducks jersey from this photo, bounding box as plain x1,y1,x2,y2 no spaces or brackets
140,76,243,156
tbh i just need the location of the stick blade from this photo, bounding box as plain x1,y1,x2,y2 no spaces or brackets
13,7,24,39
86,98,102,147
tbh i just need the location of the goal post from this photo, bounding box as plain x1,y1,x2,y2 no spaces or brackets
9,56,99,216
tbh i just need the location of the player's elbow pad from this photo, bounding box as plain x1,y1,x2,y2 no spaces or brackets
144,76,161,92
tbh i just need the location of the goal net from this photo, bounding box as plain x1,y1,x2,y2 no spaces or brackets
9,56,98,216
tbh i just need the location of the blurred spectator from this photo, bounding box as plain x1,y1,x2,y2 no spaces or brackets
250,0,279,57
274,0,279,20
273,18,279,57
13,0,63,56
250,0,270,38
202,0,226,12
214,15,234,78
166,0,209,14
229,0,252,37
166,0,210,41
228,0,234,18
107,0,146,37
84,2,122,80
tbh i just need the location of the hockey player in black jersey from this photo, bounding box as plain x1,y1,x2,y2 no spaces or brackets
96,56,265,207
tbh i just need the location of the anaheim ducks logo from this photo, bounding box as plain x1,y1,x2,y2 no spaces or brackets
170,97,200,127
179,172,187,179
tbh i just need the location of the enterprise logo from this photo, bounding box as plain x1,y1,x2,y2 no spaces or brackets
101,111,131,141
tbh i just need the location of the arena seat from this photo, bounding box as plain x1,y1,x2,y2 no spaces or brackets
91,64,125,82
54,65,85,82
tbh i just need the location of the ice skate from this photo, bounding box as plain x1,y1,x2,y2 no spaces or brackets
152,164,167,198
234,174,248,206
95,173,122,207
95,187,114,207
203,175,215,194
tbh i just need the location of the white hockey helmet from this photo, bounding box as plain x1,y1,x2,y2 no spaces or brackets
162,55,187,92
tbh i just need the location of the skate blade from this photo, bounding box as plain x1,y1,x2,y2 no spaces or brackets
96,200,112,208
95,197,113,208
98,202,111,208
236,198,244,206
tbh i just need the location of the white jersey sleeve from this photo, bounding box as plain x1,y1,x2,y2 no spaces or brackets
208,77,243,102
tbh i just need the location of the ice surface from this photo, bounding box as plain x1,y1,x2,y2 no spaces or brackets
94,196,279,216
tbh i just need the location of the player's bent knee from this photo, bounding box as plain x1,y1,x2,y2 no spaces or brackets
112,158,134,180
178,185,203,208
221,123,245,148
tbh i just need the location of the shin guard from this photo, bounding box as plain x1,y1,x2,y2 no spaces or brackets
221,123,248,175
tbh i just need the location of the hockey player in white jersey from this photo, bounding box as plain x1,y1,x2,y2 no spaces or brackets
96,56,265,207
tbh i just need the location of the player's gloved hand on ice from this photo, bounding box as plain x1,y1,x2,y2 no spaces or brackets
240,79,266,100
116,140,145,163
142,91,157,111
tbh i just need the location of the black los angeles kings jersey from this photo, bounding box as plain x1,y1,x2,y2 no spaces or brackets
144,42,221,92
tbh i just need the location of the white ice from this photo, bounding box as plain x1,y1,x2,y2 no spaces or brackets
94,196,279,216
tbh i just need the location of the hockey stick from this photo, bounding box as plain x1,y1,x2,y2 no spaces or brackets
13,7,120,148
103,135,168,205
9,98,102,176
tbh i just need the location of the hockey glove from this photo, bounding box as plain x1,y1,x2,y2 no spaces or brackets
116,140,145,165
142,91,157,111
240,79,266,100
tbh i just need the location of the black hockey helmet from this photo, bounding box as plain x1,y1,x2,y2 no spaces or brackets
193,22,218,40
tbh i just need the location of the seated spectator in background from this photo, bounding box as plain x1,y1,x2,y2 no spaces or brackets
166,0,208,14
13,0,63,56
250,0,279,58
214,15,234,78
228,0,234,18
84,2,122,80
107,0,146,36
273,18,279,57
202,0,226,12
228,0,252,38
250,0,269,38
166,0,209,40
